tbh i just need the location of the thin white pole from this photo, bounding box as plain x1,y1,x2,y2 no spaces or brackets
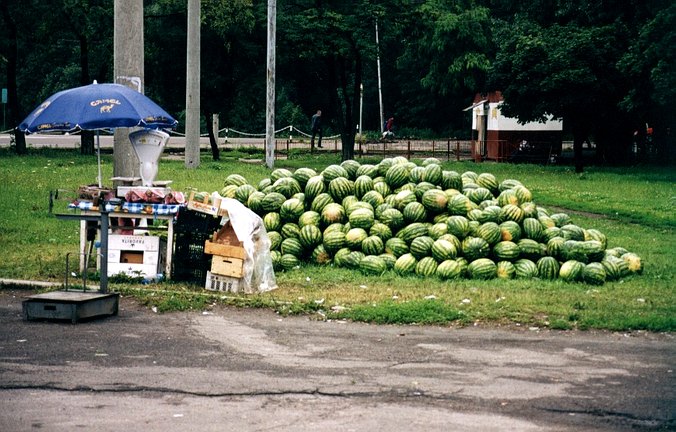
359,83,363,137
185,0,201,169
265,0,277,169
375,18,384,134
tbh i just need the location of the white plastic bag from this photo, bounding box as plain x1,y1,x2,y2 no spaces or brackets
211,194,277,293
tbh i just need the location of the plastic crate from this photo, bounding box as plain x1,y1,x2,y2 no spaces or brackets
172,230,212,284
205,271,241,293
174,207,221,235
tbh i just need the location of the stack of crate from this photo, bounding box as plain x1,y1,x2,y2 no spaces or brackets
204,221,246,293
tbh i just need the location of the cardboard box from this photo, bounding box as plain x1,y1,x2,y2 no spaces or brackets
211,255,244,278
205,271,241,293
187,191,224,216
107,234,165,278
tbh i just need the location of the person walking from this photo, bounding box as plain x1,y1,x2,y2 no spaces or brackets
310,110,323,149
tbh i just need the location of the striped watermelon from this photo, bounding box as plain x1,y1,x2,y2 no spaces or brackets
410,236,435,259
441,170,463,190
344,251,365,268
496,261,516,279
431,239,457,262
561,224,585,241
321,203,346,225
513,185,532,203
379,208,406,232
468,258,497,280
362,190,384,209
584,229,608,249
328,177,354,202
270,250,282,271
332,248,352,267
304,176,326,201
394,253,417,275
522,218,544,242
621,252,643,274
422,164,443,185
386,164,410,188
345,227,369,250
498,178,523,192
543,226,562,241
356,164,379,178
499,220,522,241
428,222,449,240
447,194,474,215
499,204,525,224
514,259,538,278
385,237,409,257
373,181,391,197
550,213,573,227
281,223,301,240
323,230,346,253
370,222,393,241
520,202,538,219
310,192,334,213
224,173,248,187
414,182,436,200
273,177,302,198
537,256,560,280
349,207,375,230
476,222,502,245
322,164,349,182
234,184,256,204
409,166,425,183
447,215,471,239
268,231,282,251
415,257,438,277
292,167,317,188
354,175,374,198
280,253,300,271
299,225,322,250
476,172,499,194
403,202,427,223
517,238,544,261
421,189,449,213
247,191,266,214
298,211,321,228
263,212,282,233
559,260,585,282
270,168,293,182
497,189,519,206
461,237,490,261
379,253,397,269
362,235,385,255
257,178,272,191
601,255,629,281
323,223,345,237
436,259,464,280
261,192,286,212
582,262,607,285
280,198,305,222
397,222,429,243
360,255,388,275
493,241,520,262
394,190,417,211
340,159,361,180
281,237,304,257
311,244,332,264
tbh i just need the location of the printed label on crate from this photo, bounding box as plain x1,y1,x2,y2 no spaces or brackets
205,271,241,293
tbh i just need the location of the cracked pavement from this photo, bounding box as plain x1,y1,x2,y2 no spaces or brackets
0,289,674,431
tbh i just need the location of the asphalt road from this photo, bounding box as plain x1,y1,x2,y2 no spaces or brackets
0,288,674,431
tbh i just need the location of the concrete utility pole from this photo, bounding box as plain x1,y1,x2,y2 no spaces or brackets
265,0,276,169
113,0,144,183
375,18,384,134
185,0,201,168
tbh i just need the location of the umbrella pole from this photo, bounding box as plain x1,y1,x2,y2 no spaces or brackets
96,130,102,188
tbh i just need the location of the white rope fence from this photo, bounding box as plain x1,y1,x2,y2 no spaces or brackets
168,124,341,140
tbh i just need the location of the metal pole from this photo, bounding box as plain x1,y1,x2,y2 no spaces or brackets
375,18,384,134
265,0,277,169
96,130,102,188
185,0,201,168
359,83,363,138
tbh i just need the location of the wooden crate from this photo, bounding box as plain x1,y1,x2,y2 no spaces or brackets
187,191,223,216
205,271,241,293
204,241,246,260
210,255,244,278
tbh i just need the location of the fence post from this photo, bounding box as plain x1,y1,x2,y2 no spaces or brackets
383,140,386,157
432,140,435,158
456,141,460,161
359,141,362,157
407,140,411,160
286,138,289,156
447,139,451,161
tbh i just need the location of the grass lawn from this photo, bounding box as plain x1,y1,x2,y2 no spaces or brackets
0,148,674,331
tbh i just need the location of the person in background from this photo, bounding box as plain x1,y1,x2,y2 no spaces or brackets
383,116,395,139
310,110,323,149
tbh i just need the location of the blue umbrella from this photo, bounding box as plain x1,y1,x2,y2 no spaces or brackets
19,81,178,186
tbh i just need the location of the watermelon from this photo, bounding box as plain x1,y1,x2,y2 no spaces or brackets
421,189,449,213
345,227,369,250
550,213,573,227
340,159,361,180
621,252,643,274
476,173,499,194
362,235,385,255
332,248,352,267
497,189,520,206
416,256,438,277
311,244,332,264
496,261,516,279
298,210,321,228
299,224,322,250
559,260,585,282
370,222,393,241
403,202,427,223
349,207,375,230
292,167,317,188
322,164,349,182
280,223,301,239
461,236,490,261
499,220,522,242
561,224,586,241
354,175,374,199
234,184,257,204
493,241,520,262
468,258,497,280
304,176,326,201
281,237,304,257
280,198,305,222
499,204,525,224
428,222,449,240
247,191,266,214
385,237,409,257
436,259,464,280
537,256,560,280
360,255,388,275
514,259,538,278
224,173,248,187
394,253,417,275
422,164,443,185
546,237,566,260
379,253,397,269
517,238,544,261
601,255,629,280
476,222,502,245
268,231,282,251
410,236,435,259
431,239,457,262
321,203,346,225
323,230,346,253
373,181,391,197
356,163,379,178
441,171,463,190
261,192,286,212
328,177,354,202
498,178,523,192
280,253,300,271
397,222,429,243
409,166,425,184
379,207,406,232
522,218,544,242
361,190,384,210
310,192,334,213
386,164,410,188
447,215,471,239
344,251,365,269
447,194,474,215
263,212,282,233
582,262,607,285
272,177,302,198
414,182,436,200
394,190,417,211
584,229,608,249
270,250,282,271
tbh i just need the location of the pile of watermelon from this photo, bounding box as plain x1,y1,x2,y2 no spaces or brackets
214,157,643,285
